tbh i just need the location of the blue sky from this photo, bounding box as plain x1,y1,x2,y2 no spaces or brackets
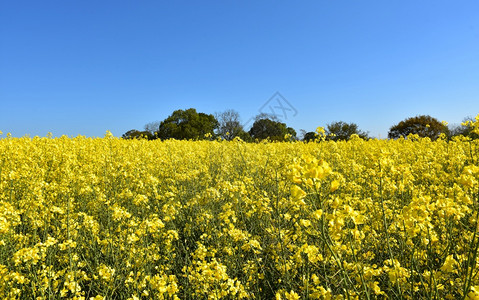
1,1,478,138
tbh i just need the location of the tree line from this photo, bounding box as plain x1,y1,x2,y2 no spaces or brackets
123,108,478,141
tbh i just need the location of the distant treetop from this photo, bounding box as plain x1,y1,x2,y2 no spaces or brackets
388,115,446,140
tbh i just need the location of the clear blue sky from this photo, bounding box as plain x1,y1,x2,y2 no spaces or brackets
1,1,478,138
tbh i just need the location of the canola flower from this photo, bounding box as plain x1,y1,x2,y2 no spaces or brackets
0,116,479,299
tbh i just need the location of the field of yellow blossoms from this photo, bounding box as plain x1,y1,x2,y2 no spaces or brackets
1,116,479,299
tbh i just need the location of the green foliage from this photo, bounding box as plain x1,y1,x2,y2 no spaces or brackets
237,130,253,142
302,131,317,142
287,127,297,139
448,117,479,140
157,108,218,140
249,118,296,141
388,115,446,140
326,121,368,141
122,129,154,140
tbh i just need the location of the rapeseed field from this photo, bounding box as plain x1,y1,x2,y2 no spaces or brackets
1,116,479,299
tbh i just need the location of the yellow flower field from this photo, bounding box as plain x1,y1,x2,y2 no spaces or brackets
1,117,479,299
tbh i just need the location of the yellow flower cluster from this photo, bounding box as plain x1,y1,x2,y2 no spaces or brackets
0,115,479,299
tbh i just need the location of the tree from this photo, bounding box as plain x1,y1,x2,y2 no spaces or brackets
249,117,296,141
215,109,247,140
122,129,153,140
447,123,466,138
287,127,297,140
254,112,281,122
157,108,218,140
325,121,369,141
302,131,317,142
144,121,161,135
388,115,446,140
448,116,479,140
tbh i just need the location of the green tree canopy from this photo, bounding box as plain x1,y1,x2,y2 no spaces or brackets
325,121,369,141
122,129,154,140
302,131,317,142
388,115,446,140
157,108,218,140
249,118,296,141
448,116,479,140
